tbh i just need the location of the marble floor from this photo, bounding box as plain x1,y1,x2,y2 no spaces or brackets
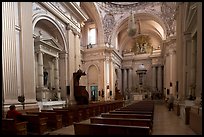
48,101,197,135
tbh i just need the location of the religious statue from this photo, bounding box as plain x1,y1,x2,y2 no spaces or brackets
43,68,48,86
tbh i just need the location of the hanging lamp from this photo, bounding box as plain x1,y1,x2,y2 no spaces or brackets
127,10,136,37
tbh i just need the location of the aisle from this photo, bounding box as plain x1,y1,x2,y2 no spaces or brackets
152,102,196,135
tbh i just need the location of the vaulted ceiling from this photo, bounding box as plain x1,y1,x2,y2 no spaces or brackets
81,2,177,53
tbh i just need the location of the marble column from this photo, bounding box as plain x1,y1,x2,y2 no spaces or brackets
157,65,162,92
152,66,156,91
38,51,44,88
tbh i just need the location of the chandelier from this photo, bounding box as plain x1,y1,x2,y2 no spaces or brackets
127,10,136,37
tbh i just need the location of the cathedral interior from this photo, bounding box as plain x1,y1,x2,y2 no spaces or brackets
2,2,202,135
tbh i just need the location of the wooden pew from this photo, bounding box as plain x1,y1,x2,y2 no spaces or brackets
21,114,48,135
53,107,82,123
90,116,152,131
100,113,153,123
26,111,62,130
2,118,28,135
42,109,73,126
118,101,154,112
74,122,151,135
109,110,153,115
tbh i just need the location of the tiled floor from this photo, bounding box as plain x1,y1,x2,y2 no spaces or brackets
152,102,196,135
48,101,197,135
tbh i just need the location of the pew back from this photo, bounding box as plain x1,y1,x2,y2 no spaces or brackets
101,113,152,120
90,116,152,130
2,118,27,135
21,114,48,135
26,111,62,130
74,122,150,135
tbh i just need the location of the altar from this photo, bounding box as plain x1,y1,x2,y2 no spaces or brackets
37,100,66,111
133,94,143,100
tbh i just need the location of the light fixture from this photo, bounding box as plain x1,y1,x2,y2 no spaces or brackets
127,10,136,37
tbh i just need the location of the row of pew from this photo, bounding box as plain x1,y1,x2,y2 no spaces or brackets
1,100,124,135
74,100,155,135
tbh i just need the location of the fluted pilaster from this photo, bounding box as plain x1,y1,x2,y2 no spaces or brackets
2,2,18,101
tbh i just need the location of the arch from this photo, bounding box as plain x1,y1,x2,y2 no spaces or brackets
86,64,100,76
32,13,67,52
111,11,168,52
81,3,105,46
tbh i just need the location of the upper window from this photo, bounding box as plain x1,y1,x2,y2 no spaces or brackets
88,28,96,45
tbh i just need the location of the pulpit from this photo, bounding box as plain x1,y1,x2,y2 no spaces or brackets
73,68,89,105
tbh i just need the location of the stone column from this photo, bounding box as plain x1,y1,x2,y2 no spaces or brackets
157,65,162,92
54,57,59,90
184,33,191,98
109,59,114,99
59,52,68,100
73,31,77,71
169,49,176,95
118,68,122,93
128,68,133,90
2,2,18,102
123,69,127,98
152,66,156,91
66,24,76,105
38,51,44,88
190,38,196,96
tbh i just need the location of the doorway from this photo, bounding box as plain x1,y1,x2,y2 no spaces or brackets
90,86,98,101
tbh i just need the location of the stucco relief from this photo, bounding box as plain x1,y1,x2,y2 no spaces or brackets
96,2,169,45
160,2,177,37
103,13,115,44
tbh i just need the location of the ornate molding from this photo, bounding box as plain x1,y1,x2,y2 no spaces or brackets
160,2,177,37
95,2,173,45
103,13,115,44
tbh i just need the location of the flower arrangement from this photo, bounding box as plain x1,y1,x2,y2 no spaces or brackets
18,95,25,103
18,95,25,109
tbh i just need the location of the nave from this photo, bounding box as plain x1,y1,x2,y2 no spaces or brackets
48,101,196,135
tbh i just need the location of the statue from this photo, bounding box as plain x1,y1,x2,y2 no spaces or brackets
44,68,48,86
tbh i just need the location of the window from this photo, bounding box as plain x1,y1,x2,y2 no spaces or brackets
88,28,96,45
